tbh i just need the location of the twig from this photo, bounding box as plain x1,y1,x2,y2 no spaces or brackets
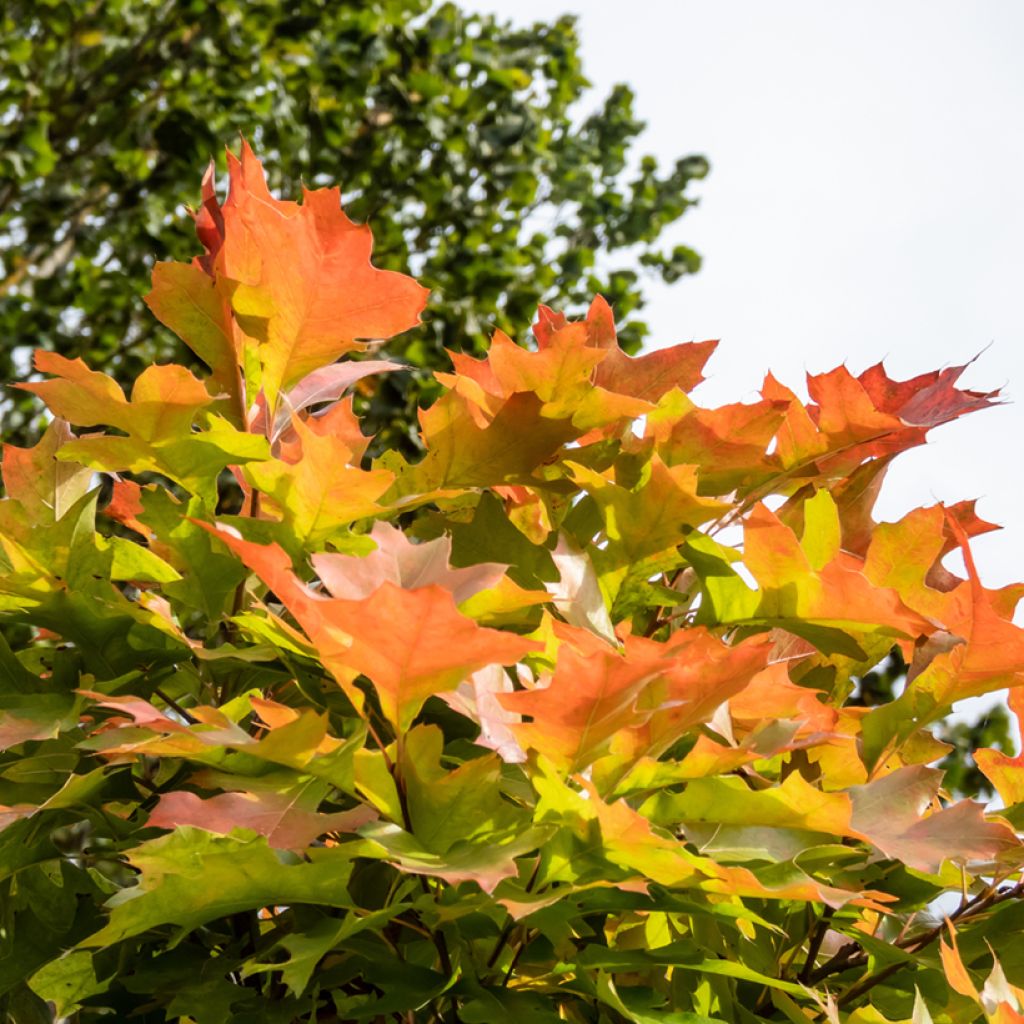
485,855,542,972
153,686,197,724
814,879,1024,1002
798,906,834,984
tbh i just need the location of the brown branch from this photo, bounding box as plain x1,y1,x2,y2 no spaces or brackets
153,686,197,724
798,905,835,984
810,879,1024,998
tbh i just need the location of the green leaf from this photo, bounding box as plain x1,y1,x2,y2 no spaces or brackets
401,724,528,854
80,829,356,947
28,950,109,1017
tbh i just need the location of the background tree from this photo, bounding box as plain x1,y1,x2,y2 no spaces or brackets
1,0,1006,796
0,0,707,450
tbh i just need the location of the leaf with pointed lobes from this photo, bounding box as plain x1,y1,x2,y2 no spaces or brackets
312,521,506,604
441,664,526,764
249,359,403,442
761,359,997,483
729,662,838,740
391,390,579,497
868,504,1024,696
244,415,395,547
535,296,718,403
202,525,539,732
939,919,982,1003
104,479,148,537
711,500,933,644
400,725,528,854
642,770,855,839
580,780,703,888
144,261,244,424
58,416,269,507
147,788,375,852
443,323,604,410
499,638,665,773
941,919,1024,1023
858,356,1001,428
16,353,269,504
645,387,788,496
859,648,965,773
569,456,728,571
609,629,773,764
276,396,371,464
2,419,92,523
535,765,875,908
531,760,701,888
939,510,1024,691
79,829,357,948
864,502,999,617
700,860,891,911
17,352,214,441
807,365,920,449
357,819,550,894
975,688,1024,807
847,765,1019,873
440,319,648,432
598,736,759,799
760,370,915,480
198,139,428,409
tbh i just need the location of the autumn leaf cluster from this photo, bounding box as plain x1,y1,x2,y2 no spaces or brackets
1,144,1023,1024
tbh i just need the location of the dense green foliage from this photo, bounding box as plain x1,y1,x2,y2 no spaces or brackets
0,0,706,450
0,145,1022,1024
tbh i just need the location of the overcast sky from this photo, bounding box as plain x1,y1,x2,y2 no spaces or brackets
467,0,1024,591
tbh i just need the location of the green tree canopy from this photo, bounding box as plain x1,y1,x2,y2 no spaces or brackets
0,0,708,449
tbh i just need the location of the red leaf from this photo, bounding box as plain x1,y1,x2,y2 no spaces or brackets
148,790,375,851
857,357,1000,428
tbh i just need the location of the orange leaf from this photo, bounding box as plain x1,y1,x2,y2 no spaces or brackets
1,418,92,522
646,389,787,495
857,358,1000,428
203,526,538,732
18,353,214,440
939,919,981,1002
499,640,663,772
201,139,428,409
741,502,933,639
975,688,1024,807
144,261,244,423
538,296,717,402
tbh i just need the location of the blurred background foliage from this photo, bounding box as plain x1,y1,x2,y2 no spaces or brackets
0,0,1010,797
0,0,707,452
851,649,1013,800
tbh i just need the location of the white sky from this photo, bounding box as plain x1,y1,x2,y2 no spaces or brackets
467,0,1024,591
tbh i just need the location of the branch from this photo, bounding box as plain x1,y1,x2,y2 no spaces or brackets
798,906,834,984
810,879,1024,997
